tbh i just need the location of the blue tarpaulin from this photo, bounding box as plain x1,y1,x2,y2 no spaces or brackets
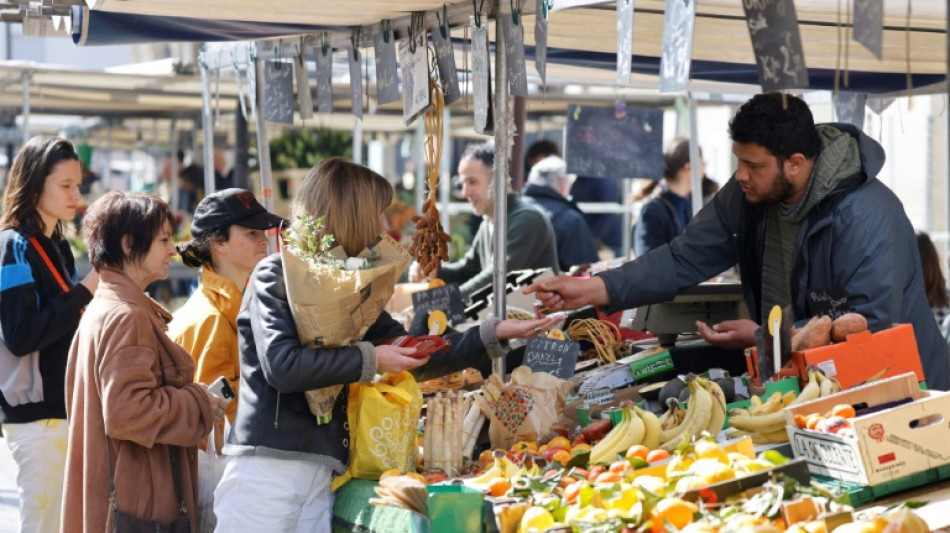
71,6,332,47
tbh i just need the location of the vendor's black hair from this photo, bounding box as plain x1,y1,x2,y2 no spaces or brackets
461,142,495,168
177,226,231,268
729,93,821,160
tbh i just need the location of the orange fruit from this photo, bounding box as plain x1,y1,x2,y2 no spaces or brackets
478,450,494,463
548,436,572,451
487,478,512,497
646,449,671,464
609,460,634,474
794,414,809,429
594,472,622,484
805,413,824,430
650,498,699,532
563,480,587,504
831,404,857,419
587,465,606,480
626,444,650,461
551,449,572,466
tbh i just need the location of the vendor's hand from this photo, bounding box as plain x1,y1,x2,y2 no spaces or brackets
495,316,562,341
408,262,431,283
696,319,758,349
376,344,430,373
522,275,609,312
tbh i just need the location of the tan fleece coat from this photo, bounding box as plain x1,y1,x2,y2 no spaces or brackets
62,268,214,533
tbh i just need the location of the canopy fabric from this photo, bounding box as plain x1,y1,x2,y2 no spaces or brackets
71,6,331,46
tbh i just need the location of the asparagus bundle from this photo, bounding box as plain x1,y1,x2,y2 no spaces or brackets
423,391,475,477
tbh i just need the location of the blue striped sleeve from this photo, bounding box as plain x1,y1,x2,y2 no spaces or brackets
0,235,34,291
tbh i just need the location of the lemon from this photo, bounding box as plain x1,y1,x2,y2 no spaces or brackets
688,458,736,485
604,485,639,512
735,459,774,474
694,439,729,464
757,449,789,466
631,475,666,496
518,507,555,533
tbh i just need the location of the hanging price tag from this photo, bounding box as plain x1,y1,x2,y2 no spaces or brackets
374,23,399,105
315,45,333,114
853,0,883,60
399,34,432,125
616,0,633,84
742,0,809,91
501,1,528,97
349,46,363,119
294,53,313,120
471,18,493,135
534,0,549,84
431,20,461,105
263,60,294,125
658,0,696,93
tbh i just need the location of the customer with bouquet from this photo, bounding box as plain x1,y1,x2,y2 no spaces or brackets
213,157,556,532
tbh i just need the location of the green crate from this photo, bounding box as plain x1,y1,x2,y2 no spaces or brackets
813,463,950,507
427,485,484,533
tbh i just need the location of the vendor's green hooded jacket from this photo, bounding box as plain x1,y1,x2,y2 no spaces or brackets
599,123,950,391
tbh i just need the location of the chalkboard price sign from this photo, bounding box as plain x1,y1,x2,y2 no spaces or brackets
806,285,852,319
565,105,663,179
524,336,580,379
659,0,697,93
742,0,809,92
411,284,466,326
263,60,294,125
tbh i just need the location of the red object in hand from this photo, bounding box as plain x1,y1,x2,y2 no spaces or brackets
384,335,450,359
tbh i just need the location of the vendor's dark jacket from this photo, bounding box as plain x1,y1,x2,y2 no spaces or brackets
598,123,950,390
522,183,600,271
437,193,559,299
224,254,508,474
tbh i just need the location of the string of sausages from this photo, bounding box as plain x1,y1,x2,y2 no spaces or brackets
409,77,451,277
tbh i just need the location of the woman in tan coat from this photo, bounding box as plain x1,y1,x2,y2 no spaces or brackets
62,192,227,532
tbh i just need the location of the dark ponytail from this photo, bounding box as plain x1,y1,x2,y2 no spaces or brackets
177,227,230,269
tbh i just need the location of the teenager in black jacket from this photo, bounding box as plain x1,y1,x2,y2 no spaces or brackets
0,136,98,532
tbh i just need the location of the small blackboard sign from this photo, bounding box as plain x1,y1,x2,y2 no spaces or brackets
565,105,663,179
524,336,580,379
263,60,294,124
742,0,809,92
806,285,852,319
411,284,466,326
853,0,883,60
659,0,697,93
374,27,399,105
835,93,867,130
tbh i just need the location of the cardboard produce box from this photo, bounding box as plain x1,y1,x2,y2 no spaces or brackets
747,324,925,389
783,372,950,486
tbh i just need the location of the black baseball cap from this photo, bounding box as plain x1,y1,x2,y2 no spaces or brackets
190,188,285,237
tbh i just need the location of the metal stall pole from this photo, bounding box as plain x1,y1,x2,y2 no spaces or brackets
491,14,509,378
439,106,452,234
254,57,276,252
200,64,216,195
621,178,632,259
169,120,180,212
353,117,363,165
687,93,703,217
21,71,29,145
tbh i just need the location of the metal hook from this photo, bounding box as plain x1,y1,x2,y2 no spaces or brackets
381,20,391,44
472,0,481,28
275,40,283,69
542,0,549,19
351,27,361,62
321,32,329,57
510,0,520,26
436,4,448,39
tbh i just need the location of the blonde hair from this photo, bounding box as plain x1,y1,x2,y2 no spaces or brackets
292,157,393,257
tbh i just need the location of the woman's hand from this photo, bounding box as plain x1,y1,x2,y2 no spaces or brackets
199,384,230,421
494,315,562,341
376,344,430,373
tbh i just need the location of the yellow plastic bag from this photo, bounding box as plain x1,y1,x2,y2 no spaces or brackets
332,371,422,490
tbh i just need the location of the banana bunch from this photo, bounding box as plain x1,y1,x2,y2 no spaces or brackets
726,368,829,444
588,405,662,464
464,452,521,490
656,376,727,451
658,398,686,431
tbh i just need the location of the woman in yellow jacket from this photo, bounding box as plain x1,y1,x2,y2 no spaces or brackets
169,189,283,444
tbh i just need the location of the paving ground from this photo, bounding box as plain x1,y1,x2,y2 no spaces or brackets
0,436,19,532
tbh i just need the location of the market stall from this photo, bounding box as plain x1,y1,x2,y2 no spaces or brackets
12,0,949,531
